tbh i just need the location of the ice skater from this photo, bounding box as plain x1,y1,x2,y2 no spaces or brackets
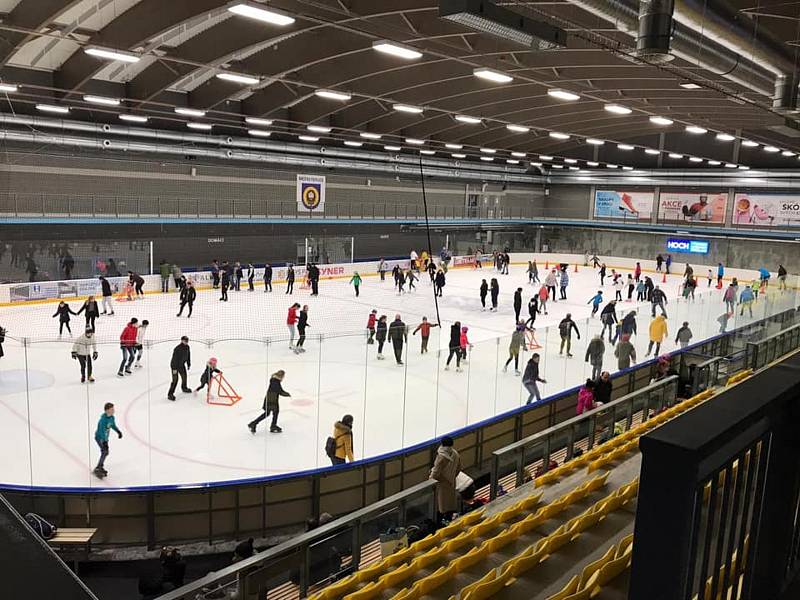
522,354,546,404
264,263,273,292
118,318,138,377
195,357,221,391
613,277,624,302
459,326,472,363
349,272,362,297
490,278,500,312
559,268,569,300
294,305,309,353
375,315,388,359
600,300,618,342
528,260,539,284
651,286,668,317
406,269,417,291
53,300,76,336
77,295,100,332
128,271,145,298
247,263,255,291
427,260,437,283
220,268,230,302
739,285,755,317
636,279,646,301
388,314,407,365
675,322,693,349
234,262,243,291
526,296,539,327
558,314,580,357
287,303,300,348
211,260,220,288
99,276,115,315
479,279,488,310
544,269,558,302
778,265,787,291
329,415,355,465
538,284,549,315
286,264,295,294
634,262,642,282
513,288,523,323
434,270,446,297
366,309,377,344
445,321,462,372
177,280,196,317
587,290,603,317
378,258,387,281
248,370,290,434
599,264,607,285
503,324,526,375
134,320,149,368
396,267,406,294
167,336,192,401
308,263,320,296
71,328,98,383
413,316,438,353
585,334,605,380
93,402,122,479
646,314,668,357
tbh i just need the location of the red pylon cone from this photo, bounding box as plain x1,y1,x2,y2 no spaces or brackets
545,261,549,270
661,272,667,283
716,280,723,289
574,264,579,273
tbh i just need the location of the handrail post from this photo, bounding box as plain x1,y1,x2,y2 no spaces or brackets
489,454,499,500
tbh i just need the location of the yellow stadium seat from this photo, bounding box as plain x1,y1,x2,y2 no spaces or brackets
443,529,475,553
378,563,415,589
616,534,634,558
457,509,485,526
588,472,611,490
577,546,616,589
343,581,381,600
509,542,550,577
408,534,437,555
389,588,416,600
410,545,446,571
535,502,564,521
463,569,513,600
486,527,519,553
545,575,579,600
471,519,498,538
457,568,496,600
321,572,360,597
413,564,458,596
453,542,491,572
560,588,592,600
437,521,463,539
495,500,526,522
519,491,544,511
356,560,387,583
570,509,603,533
544,528,576,555
588,550,632,592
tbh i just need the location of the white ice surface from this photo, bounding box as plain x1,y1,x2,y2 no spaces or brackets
0,264,793,489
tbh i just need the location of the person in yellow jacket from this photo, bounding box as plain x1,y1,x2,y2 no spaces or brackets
332,414,354,465
646,314,668,357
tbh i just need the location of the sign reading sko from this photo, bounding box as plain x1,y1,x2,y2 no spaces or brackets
297,174,326,213
667,238,710,254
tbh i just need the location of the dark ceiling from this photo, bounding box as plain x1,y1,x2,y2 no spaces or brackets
1,0,800,169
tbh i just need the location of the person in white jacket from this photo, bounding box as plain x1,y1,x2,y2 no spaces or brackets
71,328,98,383
134,320,149,368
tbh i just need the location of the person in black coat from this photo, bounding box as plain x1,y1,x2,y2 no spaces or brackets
387,314,407,365
599,264,607,286
77,295,101,331
600,300,618,343
490,278,500,312
308,264,320,296
248,370,290,433
594,371,612,405
479,279,488,310
427,261,436,282
53,301,76,336
99,276,115,315
513,288,523,323
264,263,273,292
167,336,192,401
128,271,145,298
375,315,388,359
294,305,310,353
445,321,462,371
526,297,539,327
286,265,295,294
434,270,446,297
220,269,230,301
177,281,196,317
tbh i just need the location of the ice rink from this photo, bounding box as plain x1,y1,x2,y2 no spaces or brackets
0,259,794,489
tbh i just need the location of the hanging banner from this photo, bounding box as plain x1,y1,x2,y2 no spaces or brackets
296,174,326,213
732,193,800,226
594,190,653,220
658,192,728,223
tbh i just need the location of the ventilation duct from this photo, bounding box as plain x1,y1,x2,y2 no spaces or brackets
636,0,675,63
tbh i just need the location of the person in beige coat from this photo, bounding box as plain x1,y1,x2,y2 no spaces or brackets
429,436,462,519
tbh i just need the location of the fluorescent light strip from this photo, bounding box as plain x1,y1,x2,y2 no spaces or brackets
384,145,402,151
738,165,750,170
307,125,331,133
511,151,526,157
248,129,271,137
298,135,319,142
606,164,618,168
680,82,702,89
216,72,260,85
622,166,634,171
724,163,738,168
741,140,759,147
506,124,529,133
343,140,362,147
473,67,513,83
564,158,577,164
119,114,147,123
668,153,684,159
763,146,780,152
649,116,673,125
227,2,295,25
689,156,703,162
645,148,660,155
550,164,563,169
393,103,423,114
539,155,553,161
604,103,632,115
175,107,206,117
685,125,708,134
187,123,212,130
586,138,604,145
479,147,496,153
782,150,796,156
716,133,735,142
549,132,570,140
360,132,382,139
708,160,722,165
245,117,272,126
372,41,422,60
587,161,599,166
445,143,463,149
84,46,140,63
547,89,580,101
314,89,351,101
568,166,579,170
36,104,69,114
617,144,634,150
83,95,120,106
455,115,482,124
405,138,425,145
451,153,466,158
507,159,520,164
0,83,18,93
420,149,435,155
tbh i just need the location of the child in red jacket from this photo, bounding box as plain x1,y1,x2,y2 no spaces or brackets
459,326,472,363
287,303,300,349
366,309,377,345
118,318,139,377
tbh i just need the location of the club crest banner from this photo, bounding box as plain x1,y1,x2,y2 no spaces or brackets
297,174,326,212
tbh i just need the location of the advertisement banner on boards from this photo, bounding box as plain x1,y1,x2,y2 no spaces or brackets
594,190,653,220
296,174,326,213
658,192,728,223
732,193,800,226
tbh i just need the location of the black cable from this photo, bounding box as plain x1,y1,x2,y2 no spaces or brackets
418,154,442,327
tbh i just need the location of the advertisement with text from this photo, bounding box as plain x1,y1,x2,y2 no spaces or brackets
594,190,653,220
658,192,728,223
732,193,800,226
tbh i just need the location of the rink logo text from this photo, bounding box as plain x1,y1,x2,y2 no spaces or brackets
666,238,709,254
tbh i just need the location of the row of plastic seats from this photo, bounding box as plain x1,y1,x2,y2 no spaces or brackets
387,474,612,600
456,478,639,600
310,510,486,600
693,536,749,600
546,533,635,600
725,369,753,386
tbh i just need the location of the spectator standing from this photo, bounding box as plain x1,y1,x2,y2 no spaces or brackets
429,436,462,521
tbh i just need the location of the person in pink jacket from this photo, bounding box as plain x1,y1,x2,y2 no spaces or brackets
459,326,472,362
538,284,549,315
576,379,596,415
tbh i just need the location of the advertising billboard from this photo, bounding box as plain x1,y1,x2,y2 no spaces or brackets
666,238,710,254
594,190,653,220
732,193,800,226
659,192,728,223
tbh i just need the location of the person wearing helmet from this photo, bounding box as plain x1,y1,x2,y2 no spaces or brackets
195,357,222,392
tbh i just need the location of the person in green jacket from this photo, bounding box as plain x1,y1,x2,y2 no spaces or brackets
503,324,527,375
159,259,171,293
349,272,363,297
94,402,122,478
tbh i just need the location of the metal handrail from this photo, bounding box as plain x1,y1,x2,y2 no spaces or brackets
747,322,800,370
157,479,437,600
489,375,679,499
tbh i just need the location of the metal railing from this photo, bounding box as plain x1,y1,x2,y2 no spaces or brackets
157,480,437,600
489,376,679,499
747,322,800,370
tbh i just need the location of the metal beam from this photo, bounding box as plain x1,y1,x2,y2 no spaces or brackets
0,0,83,66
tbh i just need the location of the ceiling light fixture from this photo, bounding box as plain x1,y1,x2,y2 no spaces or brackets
507,159,520,164
689,156,703,162
119,114,147,123
531,162,543,167
606,164,618,168
604,104,632,115
551,164,563,169
420,149,435,155
343,140,363,147
715,133,735,142
0,83,18,93
763,146,780,152
480,156,494,162
680,82,702,89
506,124,530,133
227,2,295,25
622,166,634,171
307,125,331,133
645,148,660,155
741,140,759,147
473,67,513,83
248,129,271,137
649,116,673,125
707,160,721,165
36,104,69,114
187,123,212,130
314,89,351,101
547,89,580,101
724,163,738,168
372,41,423,60
511,151,526,157
405,138,425,145
539,155,553,161
738,165,750,170
360,132,382,139
587,161,599,166
384,145,402,151
393,103,423,114
668,153,683,159
216,72,260,85
445,143,463,149
564,158,577,163
480,148,496,154
452,153,466,158
586,138,605,145
782,150,796,156
84,46,140,63
455,115,482,124
298,135,319,142
83,95,120,106
245,117,272,126
568,166,579,170
549,132,569,140
617,144,634,150
685,125,707,134
175,107,206,117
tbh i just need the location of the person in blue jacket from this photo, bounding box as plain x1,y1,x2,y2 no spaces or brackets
587,290,603,317
739,285,755,317
758,267,771,288
717,263,724,287
94,402,122,478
